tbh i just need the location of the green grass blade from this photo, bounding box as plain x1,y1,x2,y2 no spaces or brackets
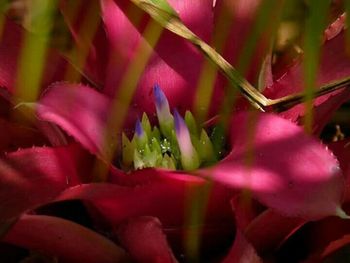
15,0,57,102
303,0,330,133
130,0,270,110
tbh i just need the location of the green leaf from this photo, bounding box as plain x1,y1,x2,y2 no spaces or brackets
141,113,152,136
161,153,176,169
303,0,330,133
198,129,216,164
210,125,226,159
185,111,198,137
149,0,178,16
122,133,136,168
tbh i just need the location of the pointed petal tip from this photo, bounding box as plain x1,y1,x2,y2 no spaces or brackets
14,102,36,110
173,109,200,170
153,84,167,109
173,109,183,134
336,206,350,219
135,118,144,138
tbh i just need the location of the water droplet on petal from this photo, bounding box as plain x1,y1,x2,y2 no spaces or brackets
331,165,341,175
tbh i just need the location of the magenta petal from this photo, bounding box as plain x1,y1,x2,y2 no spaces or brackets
55,172,235,256
265,27,350,130
324,14,346,41
101,0,215,118
200,112,344,219
0,117,48,152
213,0,270,83
328,139,350,179
321,234,350,260
56,169,234,228
230,195,262,230
4,214,126,263
37,83,111,159
0,18,79,93
312,88,350,135
328,139,350,201
245,209,305,253
266,20,350,100
222,230,262,263
167,0,213,41
0,143,87,220
118,216,178,263
59,0,107,85
298,213,350,261
0,18,22,90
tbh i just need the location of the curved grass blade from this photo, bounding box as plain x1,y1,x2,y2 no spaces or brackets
149,0,178,17
130,0,350,113
129,0,270,111
93,2,164,181
15,0,57,102
270,75,350,111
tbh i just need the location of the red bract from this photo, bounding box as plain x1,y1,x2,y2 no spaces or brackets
0,143,91,221
0,0,349,262
36,82,345,219
0,18,79,94
264,15,350,134
117,216,178,263
3,214,127,263
60,0,272,122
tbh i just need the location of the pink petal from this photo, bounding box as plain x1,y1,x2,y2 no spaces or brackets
323,13,346,41
245,209,305,254
266,16,349,100
0,18,22,90
213,0,272,83
297,212,350,261
265,27,350,131
36,83,111,159
231,193,305,255
328,138,350,176
230,194,263,230
101,0,217,119
0,17,79,93
328,139,350,201
222,230,262,263
55,172,235,257
0,143,89,220
312,88,350,135
222,195,264,262
59,0,107,85
117,216,178,263
3,214,127,263
200,112,345,219
168,0,213,41
321,234,350,260
0,117,48,152
56,170,234,229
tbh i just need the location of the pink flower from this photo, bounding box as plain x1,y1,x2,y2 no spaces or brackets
0,0,349,262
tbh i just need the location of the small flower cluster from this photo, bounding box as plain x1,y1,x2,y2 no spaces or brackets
121,85,225,171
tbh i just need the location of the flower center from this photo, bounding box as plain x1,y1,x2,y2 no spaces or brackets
120,84,226,171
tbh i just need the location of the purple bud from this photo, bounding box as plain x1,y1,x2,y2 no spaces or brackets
153,84,172,123
154,84,167,108
174,109,192,156
174,109,200,170
135,118,144,138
